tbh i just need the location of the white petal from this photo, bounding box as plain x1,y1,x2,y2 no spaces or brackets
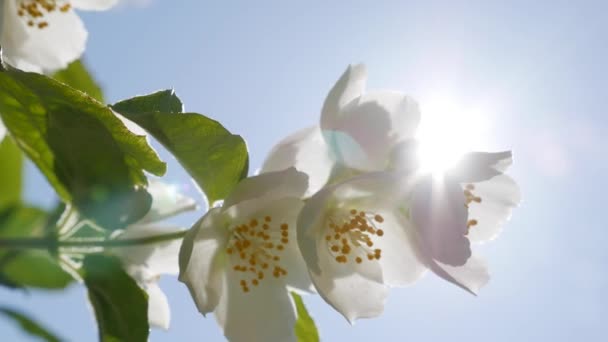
0,120,6,142
448,151,513,183
146,282,171,330
2,2,87,72
297,179,389,322
70,0,119,11
178,208,228,315
258,198,313,293
115,225,183,278
467,175,521,243
411,176,471,267
309,246,388,323
430,255,490,295
214,271,297,342
323,92,420,171
321,64,367,126
373,210,427,287
224,167,308,208
138,179,197,224
1,0,34,71
260,126,333,196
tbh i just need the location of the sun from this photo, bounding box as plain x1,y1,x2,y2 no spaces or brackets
415,96,490,175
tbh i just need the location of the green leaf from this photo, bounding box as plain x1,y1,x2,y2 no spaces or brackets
52,60,104,102
112,90,249,204
292,293,320,342
0,138,23,211
83,255,149,342
0,306,63,342
0,250,74,289
0,206,74,290
0,69,166,229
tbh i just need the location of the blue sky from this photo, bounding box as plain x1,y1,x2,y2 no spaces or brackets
2,0,607,341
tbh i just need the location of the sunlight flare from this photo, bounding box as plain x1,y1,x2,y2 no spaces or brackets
416,97,490,175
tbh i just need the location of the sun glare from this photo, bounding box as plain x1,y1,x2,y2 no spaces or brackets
416,97,490,175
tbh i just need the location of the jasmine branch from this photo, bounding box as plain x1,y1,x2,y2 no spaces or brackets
0,230,187,250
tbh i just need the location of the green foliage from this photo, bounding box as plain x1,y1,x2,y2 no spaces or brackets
0,69,167,230
83,255,149,342
52,60,104,102
0,138,23,211
1,250,74,289
292,293,320,342
0,206,74,289
112,90,249,205
0,307,63,342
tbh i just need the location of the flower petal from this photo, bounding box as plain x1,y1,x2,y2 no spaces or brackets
321,64,367,126
297,177,390,322
214,271,297,342
373,211,427,287
70,0,119,11
411,176,471,267
309,245,388,323
115,224,183,277
260,126,333,196
466,175,521,243
145,282,171,330
258,198,313,293
0,120,6,142
224,167,308,208
323,92,420,171
138,179,197,224
429,255,489,295
178,208,228,315
2,1,87,72
448,151,513,183
308,171,426,286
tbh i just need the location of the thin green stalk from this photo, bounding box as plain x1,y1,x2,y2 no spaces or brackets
0,230,187,250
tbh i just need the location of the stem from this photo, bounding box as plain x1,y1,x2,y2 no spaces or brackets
0,230,187,250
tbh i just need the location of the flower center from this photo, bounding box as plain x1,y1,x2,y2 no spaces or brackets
17,0,72,29
464,183,482,232
225,215,290,293
324,209,385,265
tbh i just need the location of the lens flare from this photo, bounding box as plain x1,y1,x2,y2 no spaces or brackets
416,97,490,175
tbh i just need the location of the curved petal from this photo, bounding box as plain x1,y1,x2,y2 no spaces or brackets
221,196,312,293
321,64,367,126
448,151,513,183
467,175,521,243
319,172,426,287
115,225,183,278
373,210,427,287
259,198,313,293
429,255,489,295
224,167,308,208
260,126,333,196
0,120,6,142
70,0,119,11
297,177,391,322
138,179,197,224
146,282,171,330
1,0,35,71
323,92,420,171
309,243,387,323
178,208,228,315
411,176,471,267
2,1,87,72
214,271,297,342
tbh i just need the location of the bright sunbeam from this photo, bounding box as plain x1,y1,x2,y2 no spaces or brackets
416,96,490,175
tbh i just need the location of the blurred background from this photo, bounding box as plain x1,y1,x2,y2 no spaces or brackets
1,0,607,340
